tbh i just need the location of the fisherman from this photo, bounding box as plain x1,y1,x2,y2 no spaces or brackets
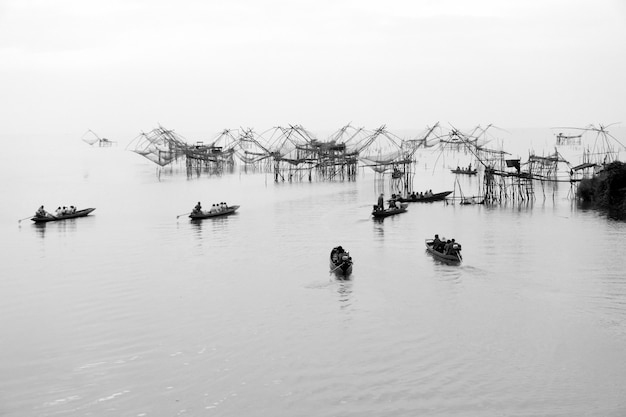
443,240,452,254
69,205,76,214
193,202,202,214
55,206,62,216
35,205,47,217
209,204,217,214
377,193,384,211
447,238,457,255
433,234,443,252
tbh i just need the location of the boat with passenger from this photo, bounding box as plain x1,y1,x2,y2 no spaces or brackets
31,206,95,223
425,236,462,263
372,203,408,218
189,202,239,219
397,191,452,203
451,166,477,175
330,246,353,276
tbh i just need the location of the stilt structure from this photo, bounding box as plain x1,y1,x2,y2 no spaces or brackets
82,129,116,147
127,126,187,167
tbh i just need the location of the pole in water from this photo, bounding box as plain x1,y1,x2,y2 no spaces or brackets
176,212,191,219
18,215,32,224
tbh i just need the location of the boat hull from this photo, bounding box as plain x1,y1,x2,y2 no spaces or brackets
451,169,477,175
425,239,462,263
31,208,96,223
372,202,408,218
397,191,452,203
329,259,353,276
189,205,239,219
372,207,407,218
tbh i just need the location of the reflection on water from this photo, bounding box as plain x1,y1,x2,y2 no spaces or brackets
31,218,83,238
335,279,353,309
2,139,626,417
33,222,47,238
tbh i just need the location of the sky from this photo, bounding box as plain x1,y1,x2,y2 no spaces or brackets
1,0,625,140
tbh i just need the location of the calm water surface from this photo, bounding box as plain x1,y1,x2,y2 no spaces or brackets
1,134,626,416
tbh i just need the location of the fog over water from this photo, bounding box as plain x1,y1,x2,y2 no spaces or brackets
1,129,626,416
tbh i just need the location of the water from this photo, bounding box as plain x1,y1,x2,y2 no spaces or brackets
1,131,626,416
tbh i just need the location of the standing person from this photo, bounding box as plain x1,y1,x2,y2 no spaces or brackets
377,193,384,211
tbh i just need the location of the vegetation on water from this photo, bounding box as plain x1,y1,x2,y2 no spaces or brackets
577,161,626,219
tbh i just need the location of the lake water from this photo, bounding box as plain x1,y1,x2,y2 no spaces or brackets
1,130,626,416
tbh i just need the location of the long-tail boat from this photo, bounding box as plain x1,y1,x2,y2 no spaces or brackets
31,208,96,223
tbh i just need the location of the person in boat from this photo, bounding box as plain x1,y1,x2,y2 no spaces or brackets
446,239,459,255
443,239,452,254
334,246,351,266
35,205,48,217
70,205,76,214
427,189,433,197
388,197,397,209
377,193,384,211
193,202,202,214
209,204,217,214
55,206,63,216
410,191,416,200
432,234,443,252
332,246,345,264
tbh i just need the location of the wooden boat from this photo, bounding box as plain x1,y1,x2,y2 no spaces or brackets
31,208,96,223
397,191,452,203
372,203,408,218
451,168,477,175
425,239,462,263
460,197,484,205
330,246,353,276
189,205,240,219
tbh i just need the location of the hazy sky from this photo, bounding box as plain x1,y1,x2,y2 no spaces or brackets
1,0,625,138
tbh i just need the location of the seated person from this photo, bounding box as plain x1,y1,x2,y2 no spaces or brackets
193,202,202,214
35,205,47,217
433,234,442,251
